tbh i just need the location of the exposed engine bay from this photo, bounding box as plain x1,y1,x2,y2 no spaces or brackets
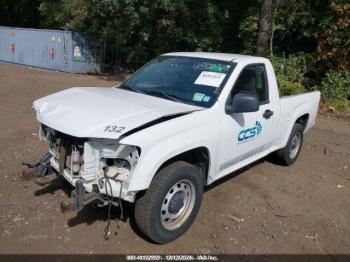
39,124,141,204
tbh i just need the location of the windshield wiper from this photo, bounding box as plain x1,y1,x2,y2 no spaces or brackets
145,90,184,103
122,86,196,105
121,85,145,94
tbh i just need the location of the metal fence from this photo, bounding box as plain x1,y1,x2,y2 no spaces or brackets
0,26,105,74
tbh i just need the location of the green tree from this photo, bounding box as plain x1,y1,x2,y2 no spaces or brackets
39,0,224,66
0,0,42,28
315,0,350,72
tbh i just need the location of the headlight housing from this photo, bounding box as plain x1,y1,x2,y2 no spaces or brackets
97,143,140,183
103,158,131,180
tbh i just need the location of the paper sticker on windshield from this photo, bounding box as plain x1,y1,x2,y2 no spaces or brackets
193,93,206,101
194,71,226,88
203,96,211,102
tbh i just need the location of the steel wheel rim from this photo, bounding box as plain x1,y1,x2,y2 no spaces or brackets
160,179,196,230
289,133,301,159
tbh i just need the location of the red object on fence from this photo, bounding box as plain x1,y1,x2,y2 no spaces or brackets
50,48,55,59
11,43,15,54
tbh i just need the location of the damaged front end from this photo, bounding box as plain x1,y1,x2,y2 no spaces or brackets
38,124,141,211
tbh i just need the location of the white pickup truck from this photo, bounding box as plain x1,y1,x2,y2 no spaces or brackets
33,52,320,243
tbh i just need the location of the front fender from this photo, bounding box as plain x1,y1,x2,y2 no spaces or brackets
120,109,220,192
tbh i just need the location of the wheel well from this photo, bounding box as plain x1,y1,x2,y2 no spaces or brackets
158,147,210,183
295,114,309,131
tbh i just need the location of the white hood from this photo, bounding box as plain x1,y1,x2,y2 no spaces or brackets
33,87,201,139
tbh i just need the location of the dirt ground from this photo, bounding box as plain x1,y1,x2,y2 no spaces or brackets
0,63,349,254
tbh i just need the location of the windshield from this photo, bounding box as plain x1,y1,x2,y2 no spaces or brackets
120,56,236,108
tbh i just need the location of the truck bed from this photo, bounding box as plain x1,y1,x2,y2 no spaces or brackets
274,91,321,149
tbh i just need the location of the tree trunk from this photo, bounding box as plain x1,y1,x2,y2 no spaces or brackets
269,0,280,57
256,0,277,56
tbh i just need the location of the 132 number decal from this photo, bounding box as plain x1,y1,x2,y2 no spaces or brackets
104,125,125,133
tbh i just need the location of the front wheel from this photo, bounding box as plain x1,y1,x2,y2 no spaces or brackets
274,123,304,166
134,161,204,244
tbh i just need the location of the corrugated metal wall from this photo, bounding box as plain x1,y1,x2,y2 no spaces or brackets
0,26,104,73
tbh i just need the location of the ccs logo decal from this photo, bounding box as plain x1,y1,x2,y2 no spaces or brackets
238,121,262,142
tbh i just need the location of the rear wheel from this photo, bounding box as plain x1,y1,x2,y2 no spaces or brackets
275,123,304,166
134,161,204,244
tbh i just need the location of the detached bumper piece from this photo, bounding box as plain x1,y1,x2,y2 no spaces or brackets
21,152,52,180
60,180,112,213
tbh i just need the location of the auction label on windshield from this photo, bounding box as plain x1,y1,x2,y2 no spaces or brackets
194,71,226,88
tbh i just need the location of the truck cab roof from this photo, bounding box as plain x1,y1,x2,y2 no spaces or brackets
162,52,267,63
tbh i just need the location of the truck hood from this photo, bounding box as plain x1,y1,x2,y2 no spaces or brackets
33,87,202,139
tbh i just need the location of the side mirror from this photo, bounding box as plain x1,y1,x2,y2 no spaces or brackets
225,92,259,114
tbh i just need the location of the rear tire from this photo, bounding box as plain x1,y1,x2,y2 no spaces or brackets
134,161,204,244
274,123,304,166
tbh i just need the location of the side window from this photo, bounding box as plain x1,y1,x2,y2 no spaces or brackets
230,64,269,104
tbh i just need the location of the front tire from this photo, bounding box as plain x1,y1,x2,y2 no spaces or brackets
275,123,304,166
134,161,204,244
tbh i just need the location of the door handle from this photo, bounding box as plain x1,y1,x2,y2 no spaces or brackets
263,109,274,119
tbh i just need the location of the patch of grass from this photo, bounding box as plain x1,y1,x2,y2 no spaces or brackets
317,71,350,111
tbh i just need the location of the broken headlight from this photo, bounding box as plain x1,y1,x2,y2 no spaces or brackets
97,144,140,183
103,158,131,180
